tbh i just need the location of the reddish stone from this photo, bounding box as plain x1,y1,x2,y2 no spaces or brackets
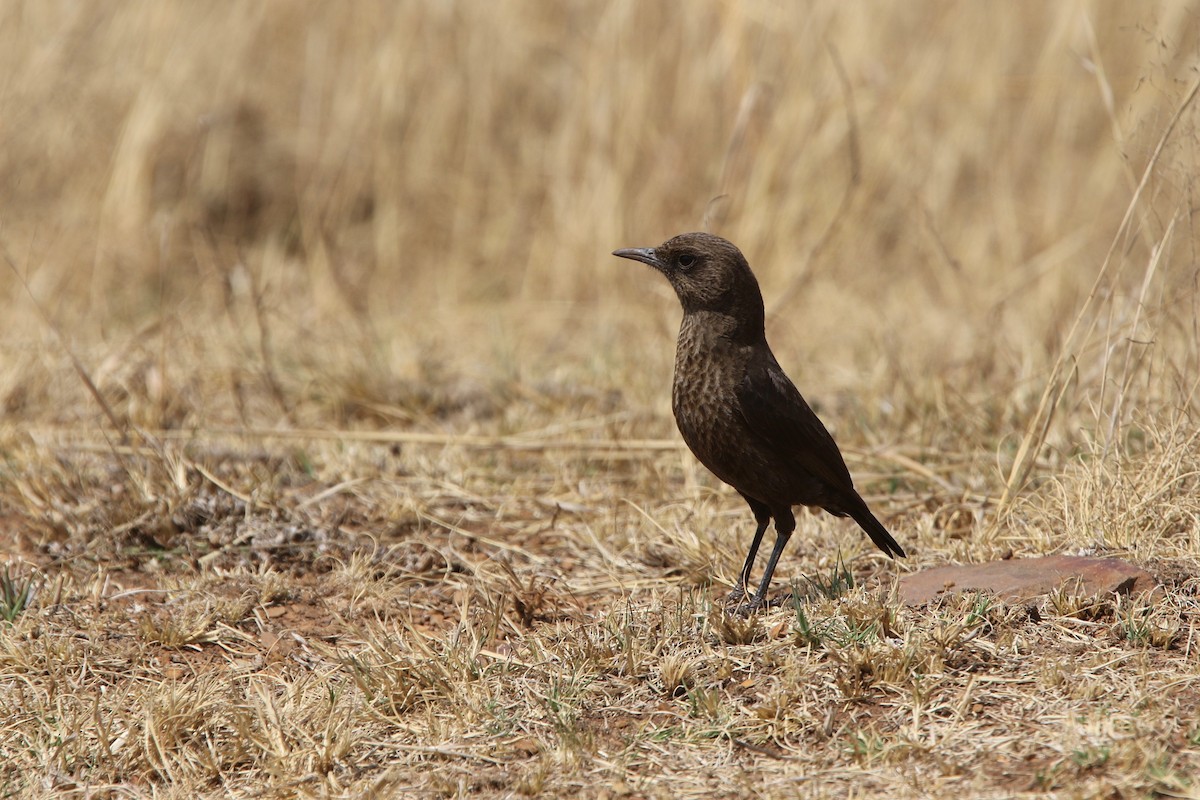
898,556,1157,606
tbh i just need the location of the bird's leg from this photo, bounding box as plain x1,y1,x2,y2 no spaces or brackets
744,509,796,613
728,518,769,606
727,496,772,607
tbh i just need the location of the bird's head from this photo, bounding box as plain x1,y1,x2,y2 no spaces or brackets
613,232,765,330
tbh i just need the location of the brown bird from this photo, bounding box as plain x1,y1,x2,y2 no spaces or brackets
613,232,905,613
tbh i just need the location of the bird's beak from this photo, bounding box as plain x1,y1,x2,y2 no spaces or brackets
612,247,663,271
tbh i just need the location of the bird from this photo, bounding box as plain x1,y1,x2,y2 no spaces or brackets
613,232,905,613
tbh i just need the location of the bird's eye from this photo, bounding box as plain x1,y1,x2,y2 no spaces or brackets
678,254,697,269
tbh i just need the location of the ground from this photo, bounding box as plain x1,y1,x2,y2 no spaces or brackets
2,3,1200,798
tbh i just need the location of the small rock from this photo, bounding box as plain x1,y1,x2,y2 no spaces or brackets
898,556,1157,606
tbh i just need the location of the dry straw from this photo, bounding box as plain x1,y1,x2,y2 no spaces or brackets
1,3,1199,797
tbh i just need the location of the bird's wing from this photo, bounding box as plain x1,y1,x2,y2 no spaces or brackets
734,351,857,496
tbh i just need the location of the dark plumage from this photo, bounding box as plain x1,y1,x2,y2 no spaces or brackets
613,232,905,613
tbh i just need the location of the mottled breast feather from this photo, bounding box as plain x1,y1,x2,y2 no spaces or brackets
672,313,776,505
671,312,860,514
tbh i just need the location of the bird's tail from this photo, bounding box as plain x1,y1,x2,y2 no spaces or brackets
848,501,906,559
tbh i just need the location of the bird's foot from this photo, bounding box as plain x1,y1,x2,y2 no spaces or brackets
728,601,756,618
723,586,760,618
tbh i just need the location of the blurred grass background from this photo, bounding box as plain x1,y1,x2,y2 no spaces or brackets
1,1,1198,488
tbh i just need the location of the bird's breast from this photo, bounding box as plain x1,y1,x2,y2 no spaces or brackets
671,321,748,485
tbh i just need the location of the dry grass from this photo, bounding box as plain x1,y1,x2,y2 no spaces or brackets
2,2,1200,797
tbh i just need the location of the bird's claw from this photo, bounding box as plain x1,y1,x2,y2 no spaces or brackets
723,586,759,617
